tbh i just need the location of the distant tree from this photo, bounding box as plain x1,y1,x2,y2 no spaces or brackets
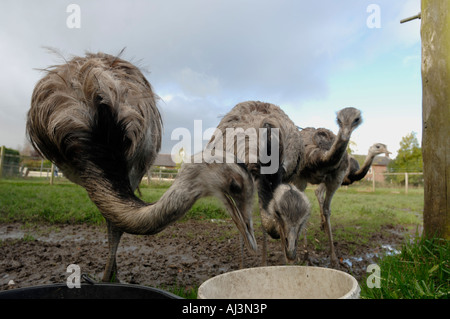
20,140,41,157
1,146,20,177
347,140,357,155
387,132,423,185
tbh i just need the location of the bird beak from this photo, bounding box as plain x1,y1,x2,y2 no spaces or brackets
225,193,258,253
340,128,351,141
385,151,392,158
277,223,298,262
284,228,298,262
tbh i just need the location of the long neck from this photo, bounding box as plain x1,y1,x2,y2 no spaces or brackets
349,152,377,182
258,202,280,239
83,167,202,235
283,130,304,181
321,130,350,168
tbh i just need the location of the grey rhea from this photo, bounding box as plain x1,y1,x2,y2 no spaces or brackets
207,101,311,265
290,107,363,266
26,52,257,281
342,143,391,186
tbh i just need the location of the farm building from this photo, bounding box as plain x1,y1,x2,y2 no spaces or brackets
152,154,177,169
351,154,391,183
364,156,391,183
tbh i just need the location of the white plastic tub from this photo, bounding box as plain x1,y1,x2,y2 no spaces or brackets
198,266,360,299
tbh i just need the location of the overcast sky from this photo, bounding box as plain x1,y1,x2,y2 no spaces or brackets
0,0,421,158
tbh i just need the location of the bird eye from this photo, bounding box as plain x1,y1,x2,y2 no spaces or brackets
230,180,242,194
353,117,360,124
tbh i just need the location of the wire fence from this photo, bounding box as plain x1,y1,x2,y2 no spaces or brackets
144,167,178,183
1,146,422,192
0,146,178,184
362,170,423,194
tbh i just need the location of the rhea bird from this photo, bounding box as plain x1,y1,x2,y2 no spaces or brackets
26,52,257,282
290,107,362,266
206,101,311,265
342,143,391,185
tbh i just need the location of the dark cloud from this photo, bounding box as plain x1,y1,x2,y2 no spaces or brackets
0,0,421,157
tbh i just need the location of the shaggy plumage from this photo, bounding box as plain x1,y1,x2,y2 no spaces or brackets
208,101,310,263
290,107,362,266
27,52,162,190
342,143,391,185
26,52,257,281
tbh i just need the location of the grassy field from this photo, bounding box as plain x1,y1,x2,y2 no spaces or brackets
360,236,449,299
0,178,424,255
1,177,447,299
0,178,231,224
0,178,423,225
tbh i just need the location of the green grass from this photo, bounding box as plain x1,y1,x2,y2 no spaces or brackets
0,179,231,225
302,186,423,253
0,178,431,299
165,236,450,300
0,179,103,224
136,182,232,221
0,179,424,253
360,236,449,299
160,284,198,299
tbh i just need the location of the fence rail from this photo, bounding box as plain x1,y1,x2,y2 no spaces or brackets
1,147,421,193
367,170,423,194
145,167,178,183
0,147,179,184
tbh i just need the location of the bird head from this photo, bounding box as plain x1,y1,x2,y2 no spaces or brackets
267,184,311,261
336,107,362,140
369,143,391,158
182,152,257,253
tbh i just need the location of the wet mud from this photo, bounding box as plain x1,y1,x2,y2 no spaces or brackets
0,220,407,292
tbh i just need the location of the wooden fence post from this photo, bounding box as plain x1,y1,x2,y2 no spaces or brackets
405,172,409,194
0,145,4,179
40,159,44,177
372,168,375,192
50,163,55,185
421,0,450,239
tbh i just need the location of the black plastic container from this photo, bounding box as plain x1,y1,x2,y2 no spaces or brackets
0,283,182,299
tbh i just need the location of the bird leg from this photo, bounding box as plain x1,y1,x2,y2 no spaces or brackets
259,199,269,266
239,235,244,269
324,213,338,267
301,228,310,264
314,184,327,230
321,186,339,267
102,220,123,282
261,228,268,266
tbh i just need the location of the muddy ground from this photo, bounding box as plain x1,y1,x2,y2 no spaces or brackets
0,220,408,293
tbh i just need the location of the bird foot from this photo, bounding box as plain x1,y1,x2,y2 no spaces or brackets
319,216,327,231
320,222,326,231
101,270,120,283
330,255,340,268
300,249,312,265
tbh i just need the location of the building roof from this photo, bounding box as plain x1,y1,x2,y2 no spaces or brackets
352,154,391,167
372,156,391,166
153,154,176,167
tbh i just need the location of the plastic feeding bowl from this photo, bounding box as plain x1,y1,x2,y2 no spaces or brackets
198,266,360,299
0,283,182,299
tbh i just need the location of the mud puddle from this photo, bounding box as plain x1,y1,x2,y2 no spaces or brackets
0,221,408,291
